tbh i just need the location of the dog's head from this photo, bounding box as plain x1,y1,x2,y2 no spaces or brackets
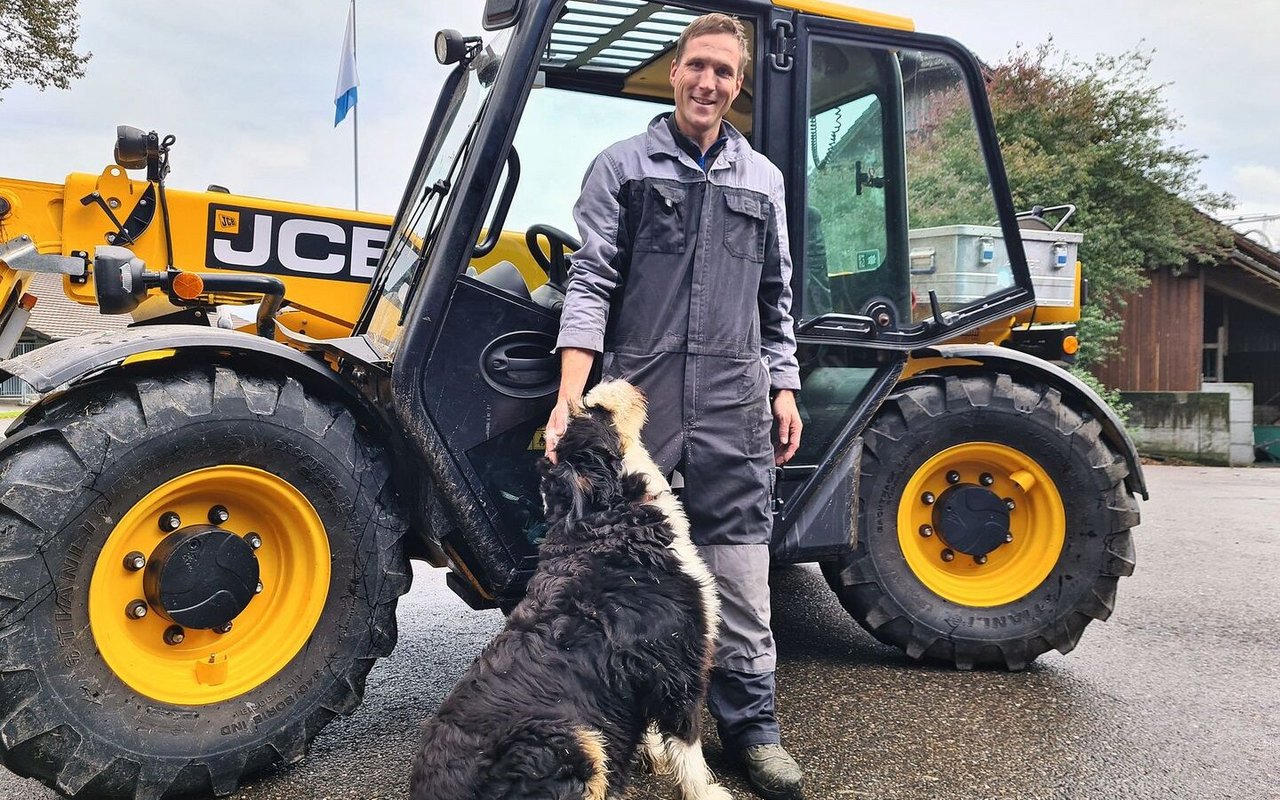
580,378,648,457
540,380,648,526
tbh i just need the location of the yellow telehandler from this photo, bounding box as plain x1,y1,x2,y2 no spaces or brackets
0,1,1142,796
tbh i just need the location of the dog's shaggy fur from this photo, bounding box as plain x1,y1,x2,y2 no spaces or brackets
410,380,730,800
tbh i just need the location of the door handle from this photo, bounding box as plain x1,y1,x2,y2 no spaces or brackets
488,347,554,385
480,331,559,398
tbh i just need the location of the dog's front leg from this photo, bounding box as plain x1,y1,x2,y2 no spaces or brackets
643,726,733,800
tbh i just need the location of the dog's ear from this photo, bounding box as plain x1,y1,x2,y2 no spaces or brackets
539,457,579,526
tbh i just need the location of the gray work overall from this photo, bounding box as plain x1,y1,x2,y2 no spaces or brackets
557,114,800,749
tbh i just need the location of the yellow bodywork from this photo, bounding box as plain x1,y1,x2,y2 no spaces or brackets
0,167,555,342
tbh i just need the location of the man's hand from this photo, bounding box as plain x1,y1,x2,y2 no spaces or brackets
772,389,802,466
544,398,572,464
544,347,596,463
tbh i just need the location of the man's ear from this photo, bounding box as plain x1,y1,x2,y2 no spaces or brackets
669,57,679,88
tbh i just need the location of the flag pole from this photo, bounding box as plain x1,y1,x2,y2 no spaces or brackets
351,0,359,211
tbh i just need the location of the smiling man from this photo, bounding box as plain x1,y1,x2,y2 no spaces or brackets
547,13,804,800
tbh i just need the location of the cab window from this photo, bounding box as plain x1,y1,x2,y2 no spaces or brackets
802,36,1009,328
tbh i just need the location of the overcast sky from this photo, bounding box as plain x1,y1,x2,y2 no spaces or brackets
3,1,1277,245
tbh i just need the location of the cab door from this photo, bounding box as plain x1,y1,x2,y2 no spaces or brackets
761,12,1038,560
784,14,1035,343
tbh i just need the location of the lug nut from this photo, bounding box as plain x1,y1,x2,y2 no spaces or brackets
1004,498,1016,511
946,470,961,484
980,473,994,487
940,549,955,563
214,622,233,634
123,551,146,571
974,554,988,565
255,581,263,594
922,492,936,506
163,625,186,646
208,505,230,525
244,532,262,550
159,511,181,532
1005,532,1014,543
126,600,148,619
919,524,934,538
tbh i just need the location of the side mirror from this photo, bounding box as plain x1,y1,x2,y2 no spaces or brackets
483,0,520,30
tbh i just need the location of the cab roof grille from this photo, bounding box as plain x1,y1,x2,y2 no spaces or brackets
545,1,700,74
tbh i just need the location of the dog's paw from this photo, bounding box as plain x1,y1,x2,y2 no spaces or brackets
690,783,734,800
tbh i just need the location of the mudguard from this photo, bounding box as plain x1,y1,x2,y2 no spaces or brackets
908,343,1148,499
0,324,368,414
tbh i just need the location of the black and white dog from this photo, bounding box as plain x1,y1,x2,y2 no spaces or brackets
410,379,731,800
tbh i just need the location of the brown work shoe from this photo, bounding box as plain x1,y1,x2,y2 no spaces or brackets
741,743,804,800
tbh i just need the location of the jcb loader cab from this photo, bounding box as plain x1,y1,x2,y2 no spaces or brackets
0,1,1143,797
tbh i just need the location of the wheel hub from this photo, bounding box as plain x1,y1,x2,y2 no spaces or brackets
933,484,1010,557
143,524,260,629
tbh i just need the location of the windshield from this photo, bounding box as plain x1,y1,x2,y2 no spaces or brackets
363,31,510,359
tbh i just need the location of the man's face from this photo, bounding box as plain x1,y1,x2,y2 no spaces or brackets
669,31,744,147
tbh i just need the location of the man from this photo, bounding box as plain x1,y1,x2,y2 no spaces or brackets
545,13,804,800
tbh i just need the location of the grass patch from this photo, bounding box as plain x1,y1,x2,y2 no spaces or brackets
0,409,24,419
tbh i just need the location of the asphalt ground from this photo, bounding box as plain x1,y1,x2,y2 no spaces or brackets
0,465,1276,799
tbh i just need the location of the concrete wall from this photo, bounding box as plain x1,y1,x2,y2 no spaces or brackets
1202,383,1256,466
1120,383,1255,466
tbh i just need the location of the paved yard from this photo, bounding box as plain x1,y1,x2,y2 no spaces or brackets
0,465,1276,799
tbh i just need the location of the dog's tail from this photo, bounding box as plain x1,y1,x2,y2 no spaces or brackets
485,717,611,800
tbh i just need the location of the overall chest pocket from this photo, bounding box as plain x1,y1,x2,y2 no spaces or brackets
635,181,688,254
723,191,767,263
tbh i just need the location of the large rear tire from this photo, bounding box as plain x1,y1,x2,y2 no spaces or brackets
0,364,411,797
822,372,1139,670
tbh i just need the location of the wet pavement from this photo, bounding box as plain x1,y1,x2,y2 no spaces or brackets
0,465,1276,799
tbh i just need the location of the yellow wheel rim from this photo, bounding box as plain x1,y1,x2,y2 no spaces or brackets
89,466,330,705
897,442,1065,607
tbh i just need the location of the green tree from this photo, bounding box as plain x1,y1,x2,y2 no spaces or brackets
0,0,91,98
910,41,1233,370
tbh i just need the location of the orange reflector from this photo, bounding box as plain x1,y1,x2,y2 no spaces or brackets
171,272,204,300
18,293,37,311
1062,335,1080,355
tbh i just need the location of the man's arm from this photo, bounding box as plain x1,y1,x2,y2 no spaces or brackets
759,165,802,465
544,347,595,462
546,150,626,461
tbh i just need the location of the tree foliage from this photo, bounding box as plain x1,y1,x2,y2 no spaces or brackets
0,0,90,99
910,41,1233,369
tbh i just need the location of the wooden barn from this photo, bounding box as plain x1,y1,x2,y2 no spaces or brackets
1097,230,1280,462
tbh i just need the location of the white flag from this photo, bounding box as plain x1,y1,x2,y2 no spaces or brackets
334,6,358,126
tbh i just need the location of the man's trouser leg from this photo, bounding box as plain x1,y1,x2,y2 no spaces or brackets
697,543,779,752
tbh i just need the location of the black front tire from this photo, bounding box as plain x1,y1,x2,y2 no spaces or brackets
0,364,411,798
822,372,1139,670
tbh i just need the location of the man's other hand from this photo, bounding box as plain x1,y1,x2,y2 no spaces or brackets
771,389,802,466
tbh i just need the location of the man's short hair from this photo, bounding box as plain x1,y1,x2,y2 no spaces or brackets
673,13,751,75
